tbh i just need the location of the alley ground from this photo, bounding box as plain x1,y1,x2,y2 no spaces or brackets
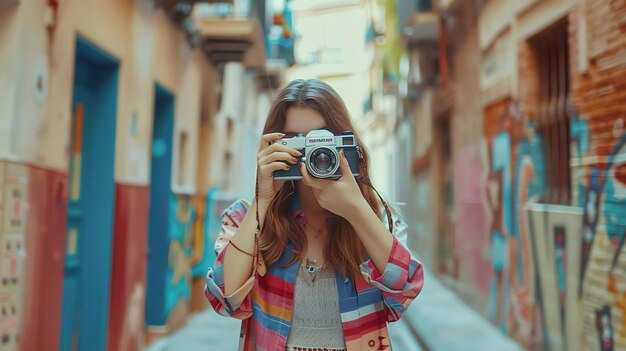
148,265,523,351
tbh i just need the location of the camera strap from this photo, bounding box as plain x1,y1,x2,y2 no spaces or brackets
253,176,267,276
355,176,394,233
355,146,394,234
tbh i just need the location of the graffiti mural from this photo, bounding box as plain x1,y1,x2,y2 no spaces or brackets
486,127,513,334
570,110,593,291
165,194,195,323
191,194,209,279
483,98,513,335
191,189,241,279
510,120,547,347
576,130,626,350
480,98,548,348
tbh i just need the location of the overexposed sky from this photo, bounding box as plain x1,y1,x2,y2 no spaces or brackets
293,5,368,65
289,1,373,120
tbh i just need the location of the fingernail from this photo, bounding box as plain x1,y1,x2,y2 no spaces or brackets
294,151,302,156
290,157,297,163
340,149,345,157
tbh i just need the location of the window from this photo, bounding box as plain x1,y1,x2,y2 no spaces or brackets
531,20,571,204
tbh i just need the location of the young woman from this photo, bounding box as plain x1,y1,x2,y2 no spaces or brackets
204,79,424,351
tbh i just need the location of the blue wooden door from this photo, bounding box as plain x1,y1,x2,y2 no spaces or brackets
145,84,175,325
60,37,119,351
60,86,88,351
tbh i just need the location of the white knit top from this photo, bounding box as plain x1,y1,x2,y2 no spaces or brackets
285,264,347,351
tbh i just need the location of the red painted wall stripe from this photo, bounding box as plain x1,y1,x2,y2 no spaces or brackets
107,183,150,351
20,166,68,351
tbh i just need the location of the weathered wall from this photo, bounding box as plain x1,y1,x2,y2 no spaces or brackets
0,5,20,157
569,1,626,349
448,19,490,309
163,194,196,331
409,89,438,269
108,183,150,351
16,163,68,351
424,0,626,349
0,0,218,349
1,0,215,186
0,161,30,349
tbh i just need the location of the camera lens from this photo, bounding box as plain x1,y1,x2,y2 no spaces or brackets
313,152,332,170
307,147,339,178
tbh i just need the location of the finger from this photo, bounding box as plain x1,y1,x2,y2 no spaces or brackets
258,152,298,167
300,162,324,189
338,149,355,181
258,143,302,159
260,133,286,148
259,162,291,178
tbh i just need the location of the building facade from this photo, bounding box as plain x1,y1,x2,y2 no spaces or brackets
403,0,626,350
0,0,287,350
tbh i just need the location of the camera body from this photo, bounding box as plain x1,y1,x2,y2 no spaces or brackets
272,129,361,180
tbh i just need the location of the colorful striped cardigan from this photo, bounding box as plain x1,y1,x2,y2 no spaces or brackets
204,199,424,351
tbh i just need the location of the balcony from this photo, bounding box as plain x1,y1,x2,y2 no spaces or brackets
155,1,267,71
403,12,440,47
196,16,266,71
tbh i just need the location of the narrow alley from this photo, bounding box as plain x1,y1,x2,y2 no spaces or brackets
0,0,625,351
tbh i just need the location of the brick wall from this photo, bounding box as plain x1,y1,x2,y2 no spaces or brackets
517,40,541,123
568,1,626,350
411,0,626,349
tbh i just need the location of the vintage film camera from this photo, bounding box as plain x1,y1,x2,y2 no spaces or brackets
272,129,361,180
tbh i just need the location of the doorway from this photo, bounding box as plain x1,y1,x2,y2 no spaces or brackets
60,36,119,350
435,114,456,278
145,84,175,326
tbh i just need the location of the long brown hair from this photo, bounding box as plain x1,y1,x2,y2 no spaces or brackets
260,79,382,278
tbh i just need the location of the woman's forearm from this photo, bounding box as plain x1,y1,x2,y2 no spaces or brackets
345,200,394,273
223,198,270,295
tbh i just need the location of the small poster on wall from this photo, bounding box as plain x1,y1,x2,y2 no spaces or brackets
0,162,29,351
3,184,27,233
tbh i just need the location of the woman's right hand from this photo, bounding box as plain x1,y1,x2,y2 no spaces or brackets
256,133,301,201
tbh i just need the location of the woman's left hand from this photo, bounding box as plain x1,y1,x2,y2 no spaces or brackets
300,149,367,219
